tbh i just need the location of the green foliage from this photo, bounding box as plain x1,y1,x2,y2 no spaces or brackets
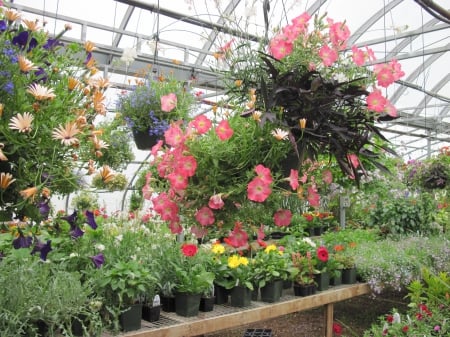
367,192,438,236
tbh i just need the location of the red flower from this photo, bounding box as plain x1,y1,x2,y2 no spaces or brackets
402,325,409,333
386,314,394,323
332,322,342,335
317,246,329,262
181,243,198,257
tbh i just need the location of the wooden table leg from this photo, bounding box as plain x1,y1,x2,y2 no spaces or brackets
324,303,334,337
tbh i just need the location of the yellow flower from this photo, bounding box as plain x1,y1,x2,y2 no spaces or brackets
299,118,307,129
239,256,249,266
212,243,225,255
227,255,240,269
264,244,277,254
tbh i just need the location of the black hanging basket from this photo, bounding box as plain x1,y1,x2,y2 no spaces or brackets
133,130,160,150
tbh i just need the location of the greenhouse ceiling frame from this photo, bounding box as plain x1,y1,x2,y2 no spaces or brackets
10,0,450,159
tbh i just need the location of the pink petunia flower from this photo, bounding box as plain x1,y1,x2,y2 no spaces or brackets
176,155,197,177
208,194,225,210
319,44,338,66
254,164,273,185
225,221,249,248
247,177,272,202
164,123,185,147
273,209,292,227
307,185,320,207
191,114,212,134
160,93,177,112
322,169,333,185
289,169,299,190
167,171,189,190
366,90,387,112
215,119,234,140
195,206,215,226
269,35,293,60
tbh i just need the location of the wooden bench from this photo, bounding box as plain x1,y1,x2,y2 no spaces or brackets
111,283,371,337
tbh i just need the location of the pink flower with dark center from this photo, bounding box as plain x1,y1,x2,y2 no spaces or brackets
247,177,271,202
274,209,292,227
160,93,177,112
367,90,387,112
254,164,273,185
289,169,299,190
191,114,212,134
215,119,234,140
319,44,338,66
208,194,225,209
195,206,215,226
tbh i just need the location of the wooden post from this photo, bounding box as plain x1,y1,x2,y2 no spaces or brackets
324,303,334,337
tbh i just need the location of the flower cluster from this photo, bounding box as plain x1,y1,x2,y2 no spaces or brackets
221,11,405,183
116,73,195,137
0,5,116,222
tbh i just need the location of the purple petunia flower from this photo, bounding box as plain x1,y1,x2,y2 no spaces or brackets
70,226,84,239
91,253,104,268
12,233,33,249
62,210,78,227
12,31,38,52
37,200,50,219
0,20,7,32
85,210,98,230
31,240,52,261
34,67,48,82
43,38,63,50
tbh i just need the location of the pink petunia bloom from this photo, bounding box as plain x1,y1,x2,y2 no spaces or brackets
328,21,350,49
142,183,153,200
269,35,293,60
319,44,338,66
190,225,208,238
322,169,333,185
164,123,185,147
384,99,398,118
151,140,164,156
307,185,320,207
289,169,299,190
247,177,272,202
389,59,405,80
176,155,197,177
215,119,234,140
158,199,179,221
366,46,376,62
254,164,273,185
291,12,310,32
160,93,177,112
366,90,387,112
167,171,189,190
376,68,395,88
195,206,215,226
273,209,292,227
225,221,249,248
351,45,366,66
191,114,212,134
168,219,183,234
208,194,225,210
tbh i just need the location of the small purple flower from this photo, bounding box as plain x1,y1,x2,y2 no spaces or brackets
434,325,440,331
0,20,7,32
34,67,48,82
2,81,14,94
38,200,50,219
43,38,63,50
70,226,84,239
12,31,38,52
62,210,78,227
91,253,104,268
31,240,52,261
12,233,33,249
85,210,98,230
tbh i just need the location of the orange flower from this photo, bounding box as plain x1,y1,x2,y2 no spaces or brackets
84,41,96,52
0,172,15,190
26,84,56,100
98,165,115,183
18,55,38,72
19,186,38,200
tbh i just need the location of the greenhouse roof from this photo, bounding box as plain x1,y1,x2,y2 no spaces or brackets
10,0,450,160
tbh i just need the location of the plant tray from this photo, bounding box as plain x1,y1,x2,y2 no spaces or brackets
243,328,273,337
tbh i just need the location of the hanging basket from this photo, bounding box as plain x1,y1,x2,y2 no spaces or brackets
133,130,160,150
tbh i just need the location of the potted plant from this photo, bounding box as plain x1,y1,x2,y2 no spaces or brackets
95,260,154,332
199,285,216,312
171,243,215,317
252,244,297,302
291,251,316,296
116,73,195,150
